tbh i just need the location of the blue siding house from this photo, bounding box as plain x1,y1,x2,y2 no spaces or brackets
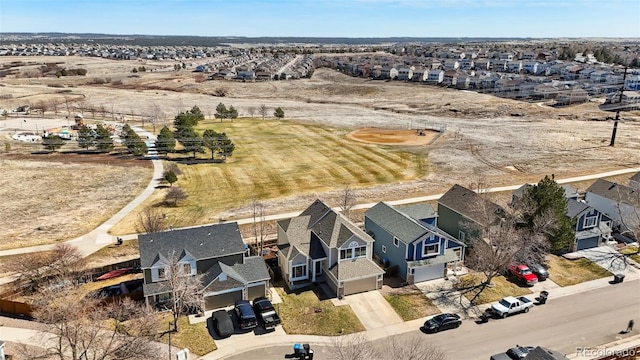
567,199,612,251
365,202,465,284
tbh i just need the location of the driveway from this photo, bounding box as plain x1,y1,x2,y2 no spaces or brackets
339,291,403,330
568,245,640,275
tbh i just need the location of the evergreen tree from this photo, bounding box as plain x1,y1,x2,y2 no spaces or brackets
43,135,65,151
521,176,575,252
274,107,285,119
177,127,203,158
156,126,176,154
77,125,94,150
94,124,114,152
215,103,228,122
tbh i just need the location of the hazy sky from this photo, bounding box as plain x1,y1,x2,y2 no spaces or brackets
1,0,639,38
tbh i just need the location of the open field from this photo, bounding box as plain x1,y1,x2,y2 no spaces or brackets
2,56,640,245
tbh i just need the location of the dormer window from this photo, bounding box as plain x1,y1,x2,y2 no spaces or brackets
182,263,192,275
157,268,166,279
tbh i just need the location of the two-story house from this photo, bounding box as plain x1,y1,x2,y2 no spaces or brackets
567,199,612,251
365,202,465,284
437,184,504,242
138,223,270,311
585,179,640,240
277,199,384,298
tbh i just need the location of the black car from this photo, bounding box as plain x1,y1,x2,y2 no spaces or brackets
527,263,549,281
211,310,234,338
422,313,461,333
506,345,535,359
234,300,258,330
253,296,281,329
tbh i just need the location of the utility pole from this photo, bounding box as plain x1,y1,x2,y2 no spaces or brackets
610,67,627,147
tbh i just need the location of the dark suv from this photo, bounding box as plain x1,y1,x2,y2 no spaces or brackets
234,300,258,330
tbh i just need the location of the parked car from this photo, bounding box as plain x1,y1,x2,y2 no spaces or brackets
508,264,538,286
527,263,548,281
422,313,461,333
252,296,281,330
211,310,234,338
490,345,535,360
234,300,258,330
490,296,534,318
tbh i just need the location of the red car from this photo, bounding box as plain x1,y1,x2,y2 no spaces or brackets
508,264,538,286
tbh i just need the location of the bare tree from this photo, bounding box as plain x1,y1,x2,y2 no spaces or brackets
338,185,356,220
63,96,73,118
331,333,446,360
258,104,268,120
31,287,161,360
51,100,60,116
330,333,378,360
98,105,107,119
2,243,84,293
247,106,256,117
137,207,167,234
251,197,267,253
162,250,205,331
148,103,163,133
165,186,188,206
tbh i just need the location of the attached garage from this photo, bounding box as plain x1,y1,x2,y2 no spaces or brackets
413,263,446,283
204,289,242,310
576,236,599,251
247,282,267,300
342,276,377,296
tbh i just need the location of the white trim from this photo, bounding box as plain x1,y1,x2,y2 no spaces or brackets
393,237,400,247
458,231,466,242
290,263,308,281
381,245,387,253
583,215,597,228
204,287,243,297
422,242,440,258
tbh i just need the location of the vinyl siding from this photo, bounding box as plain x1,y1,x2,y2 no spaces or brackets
365,217,408,279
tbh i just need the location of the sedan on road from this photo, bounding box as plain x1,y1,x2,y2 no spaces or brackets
422,313,462,333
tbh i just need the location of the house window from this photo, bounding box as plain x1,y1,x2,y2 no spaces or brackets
157,268,166,279
423,243,439,257
409,268,415,275
381,245,387,254
341,246,366,260
182,263,192,275
292,264,307,279
458,231,466,242
393,237,399,247
584,215,597,228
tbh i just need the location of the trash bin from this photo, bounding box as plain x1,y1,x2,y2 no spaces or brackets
613,274,625,284
536,290,549,305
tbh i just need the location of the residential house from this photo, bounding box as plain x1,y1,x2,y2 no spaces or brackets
590,70,613,83
437,184,504,242
423,58,442,70
532,84,559,100
442,70,458,87
455,74,471,89
380,66,399,80
566,199,612,251
499,52,514,61
523,61,540,75
507,61,523,73
474,59,491,71
443,59,460,71
426,69,444,84
411,67,428,82
276,199,385,298
490,59,508,72
555,88,589,105
365,202,465,284
397,66,414,81
585,179,640,239
625,75,640,91
460,59,474,70
138,223,270,311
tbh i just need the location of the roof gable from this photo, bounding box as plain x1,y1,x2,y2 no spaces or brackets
366,202,427,243
587,179,640,208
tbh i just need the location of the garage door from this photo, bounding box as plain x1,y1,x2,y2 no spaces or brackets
343,276,377,296
577,237,599,251
204,289,242,311
413,263,446,283
247,283,266,300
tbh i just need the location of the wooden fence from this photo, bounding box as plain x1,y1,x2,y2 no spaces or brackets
0,298,33,317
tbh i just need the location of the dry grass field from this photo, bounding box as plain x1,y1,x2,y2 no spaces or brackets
2,55,640,247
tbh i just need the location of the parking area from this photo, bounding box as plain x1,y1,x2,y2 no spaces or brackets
335,290,403,330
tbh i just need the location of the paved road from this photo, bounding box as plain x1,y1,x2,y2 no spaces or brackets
224,279,640,360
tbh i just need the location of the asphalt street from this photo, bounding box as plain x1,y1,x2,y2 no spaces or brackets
225,279,640,360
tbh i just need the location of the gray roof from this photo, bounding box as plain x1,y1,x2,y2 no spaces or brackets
513,183,577,200
328,257,384,281
394,203,436,221
566,199,591,218
278,199,372,261
138,223,245,268
407,249,459,267
366,202,429,244
524,346,569,360
230,256,270,283
586,179,640,208
438,184,503,225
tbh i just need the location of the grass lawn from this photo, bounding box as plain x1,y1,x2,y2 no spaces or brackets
546,255,612,287
83,239,140,268
456,273,533,305
384,291,440,321
275,286,365,335
156,314,216,356
110,118,427,235
620,246,640,264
